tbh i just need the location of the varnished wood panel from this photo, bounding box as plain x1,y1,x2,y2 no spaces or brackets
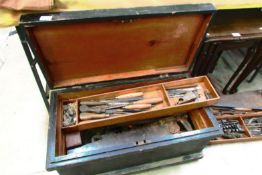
28,14,210,87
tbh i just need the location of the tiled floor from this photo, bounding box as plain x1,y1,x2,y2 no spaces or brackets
0,28,261,175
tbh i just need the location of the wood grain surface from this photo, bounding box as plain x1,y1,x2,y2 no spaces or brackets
28,14,210,87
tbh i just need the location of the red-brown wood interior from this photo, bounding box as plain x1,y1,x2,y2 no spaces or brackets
60,76,219,132
56,106,213,156
57,77,178,100
190,109,213,129
27,14,211,88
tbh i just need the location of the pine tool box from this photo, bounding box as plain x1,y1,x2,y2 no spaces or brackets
16,3,222,175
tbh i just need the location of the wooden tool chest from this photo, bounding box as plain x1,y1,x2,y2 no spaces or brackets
16,3,222,175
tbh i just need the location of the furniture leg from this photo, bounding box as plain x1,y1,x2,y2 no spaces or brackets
208,49,223,73
247,57,262,82
199,42,219,75
192,42,211,76
229,43,262,94
222,46,255,94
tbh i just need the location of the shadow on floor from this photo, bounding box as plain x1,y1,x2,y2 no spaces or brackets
208,49,262,94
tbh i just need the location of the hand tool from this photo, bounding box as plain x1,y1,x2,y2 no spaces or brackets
80,96,143,107
167,85,201,95
246,123,262,128
80,113,110,120
78,93,164,120
246,117,262,124
101,96,143,103
204,91,212,99
79,105,89,112
177,115,193,131
80,97,142,109
133,97,163,105
165,85,199,91
63,103,76,127
124,104,152,110
218,119,245,139
79,106,106,113
80,108,134,115
167,86,201,105
244,117,262,136
105,97,160,109
67,114,187,154
168,121,181,134
116,92,143,99
80,101,107,106
211,106,262,112
105,104,129,110
211,106,262,116
222,133,243,139
177,91,198,104
213,110,247,116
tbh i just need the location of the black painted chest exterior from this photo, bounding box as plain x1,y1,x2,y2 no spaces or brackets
16,3,222,175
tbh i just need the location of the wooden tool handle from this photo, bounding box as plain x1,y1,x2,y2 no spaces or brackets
116,92,143,99
124,104,152,110
234,108,252,111
165,85,198,90
80,113,109,120
80,101,106,106
133,97,163,104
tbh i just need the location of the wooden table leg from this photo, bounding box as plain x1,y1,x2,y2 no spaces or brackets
208,49,223,73
228,42,262,94
198,42,220,75
205,40,257,75
247,59,262,82
222,46,256,94
192,42,211,76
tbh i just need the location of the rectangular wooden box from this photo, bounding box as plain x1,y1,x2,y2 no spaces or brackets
16,3,222,175
52,88,221,174
210,111,262,144
61,76,219,132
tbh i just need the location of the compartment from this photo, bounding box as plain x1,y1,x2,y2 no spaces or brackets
61,100,79,127
57,108,214,156
163,76,217,105
210,116,250,144
243,115,262,137
60,76,219,132
210,110,262,144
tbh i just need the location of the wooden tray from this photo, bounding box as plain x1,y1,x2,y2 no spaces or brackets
210,112,262,144
57,107,216,156
59,76,219,132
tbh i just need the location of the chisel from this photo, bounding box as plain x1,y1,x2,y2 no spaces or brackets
80,101,107,106
133,97,163,105
80,113,110,120
124,104,152,110
211,105,262,112
116,92,143,99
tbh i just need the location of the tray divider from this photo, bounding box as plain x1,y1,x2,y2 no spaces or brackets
160,84,172,106
58,99,67,155
239,116,252,137
75,99,79,125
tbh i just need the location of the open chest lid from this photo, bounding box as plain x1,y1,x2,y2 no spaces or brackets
18,4,215,89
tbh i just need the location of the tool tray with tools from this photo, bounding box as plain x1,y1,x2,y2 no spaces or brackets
62,76,219,132
16,3,222,175
210,107,262,144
